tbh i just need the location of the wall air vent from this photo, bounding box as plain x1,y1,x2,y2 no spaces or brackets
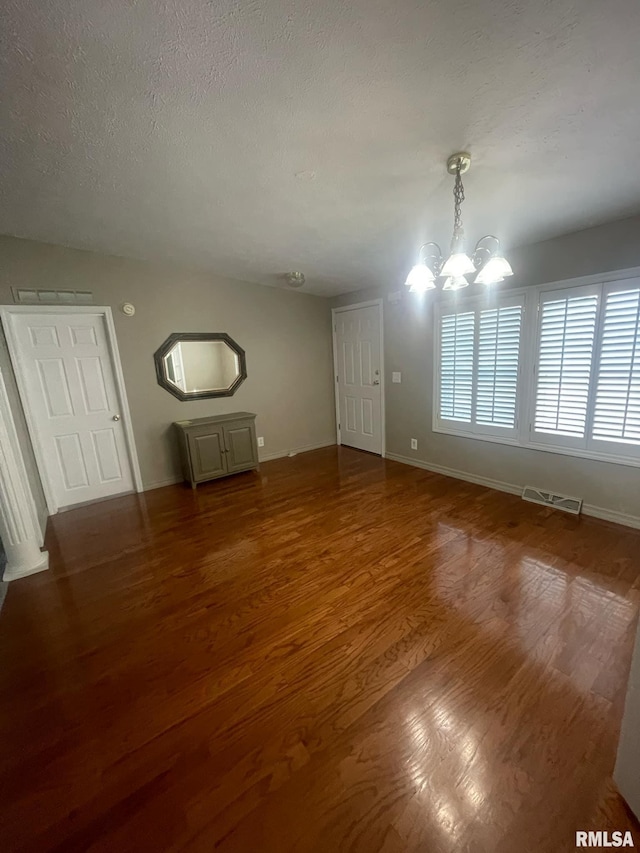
522,486,583,515
12,288,94,305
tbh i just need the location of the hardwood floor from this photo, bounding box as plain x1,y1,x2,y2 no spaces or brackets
1,446,639,852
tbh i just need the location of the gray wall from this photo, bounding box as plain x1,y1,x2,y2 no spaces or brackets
0,235,336,491
333,215,640,521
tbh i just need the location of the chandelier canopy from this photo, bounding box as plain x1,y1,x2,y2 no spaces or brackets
405,153,513,294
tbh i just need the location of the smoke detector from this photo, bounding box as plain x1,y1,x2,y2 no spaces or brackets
284,271,305,288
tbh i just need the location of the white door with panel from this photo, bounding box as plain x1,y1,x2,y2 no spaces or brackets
9,312,135,509
335,304,383,454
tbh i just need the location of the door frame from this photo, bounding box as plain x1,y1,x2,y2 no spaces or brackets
331,299,386,458
0,305,143,514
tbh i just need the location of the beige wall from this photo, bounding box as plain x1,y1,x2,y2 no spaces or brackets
333,215,640,522
0,235,336,491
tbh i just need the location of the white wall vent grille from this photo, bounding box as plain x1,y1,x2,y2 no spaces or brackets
12,288,94,305
522,486,582,515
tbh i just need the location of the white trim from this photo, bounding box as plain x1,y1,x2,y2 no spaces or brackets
331,299,386,458
580,503,640,531
102,308,144,493
0,366,49,581
258,439,337,462
0,367,43,544
143,475,184,492
385,451,640,531
0,305,143,514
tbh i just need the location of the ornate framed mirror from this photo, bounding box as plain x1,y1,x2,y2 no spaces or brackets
153,332,247,401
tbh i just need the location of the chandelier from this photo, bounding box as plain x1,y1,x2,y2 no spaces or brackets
405,152,513,294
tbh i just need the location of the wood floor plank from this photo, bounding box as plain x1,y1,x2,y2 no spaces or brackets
0,447,638,852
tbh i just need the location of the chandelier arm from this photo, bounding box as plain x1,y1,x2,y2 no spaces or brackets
419,242,443,275
472,235,502,269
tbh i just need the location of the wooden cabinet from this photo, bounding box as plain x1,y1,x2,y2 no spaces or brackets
174,413,259,488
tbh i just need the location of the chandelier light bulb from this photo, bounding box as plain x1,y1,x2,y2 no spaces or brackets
441,252,476,278
442,276,470,291
405,263,436,290
475,254,513,284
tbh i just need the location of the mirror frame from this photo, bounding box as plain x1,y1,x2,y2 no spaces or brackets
153,332,247,401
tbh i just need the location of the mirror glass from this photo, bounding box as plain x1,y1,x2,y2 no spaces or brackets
154,333,247,400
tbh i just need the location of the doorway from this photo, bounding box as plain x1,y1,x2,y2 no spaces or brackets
332,300,385,456
1,306,142,513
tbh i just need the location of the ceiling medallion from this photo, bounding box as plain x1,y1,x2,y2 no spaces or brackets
405,152,513,294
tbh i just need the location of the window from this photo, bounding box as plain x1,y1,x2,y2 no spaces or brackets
592,287,640,445
436,296,523,438
533,287,598,444
433,275,640,466
440,311,474,422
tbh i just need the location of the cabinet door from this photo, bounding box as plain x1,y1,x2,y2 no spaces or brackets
224,421,258,473
187,426,228,481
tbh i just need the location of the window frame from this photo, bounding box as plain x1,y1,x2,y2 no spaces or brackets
432,267,640,469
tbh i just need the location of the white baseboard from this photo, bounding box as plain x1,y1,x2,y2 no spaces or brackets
259,440,336,463
142,475,183,492
142,442,337,491
580,504,640,531
385,452,521,496
3,551,49,582
385,452,640,531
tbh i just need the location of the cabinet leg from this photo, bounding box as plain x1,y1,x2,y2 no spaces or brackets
191,481,197,490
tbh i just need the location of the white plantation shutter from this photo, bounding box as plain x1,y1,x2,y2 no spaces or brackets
434,276,640,466
439,311,474,422
476,305,522,428
437,297,523,435
592,287,640,445
534,290,598,438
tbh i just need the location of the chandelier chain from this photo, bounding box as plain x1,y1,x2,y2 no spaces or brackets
453,163,465,235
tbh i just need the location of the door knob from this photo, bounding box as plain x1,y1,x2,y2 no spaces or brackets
112,415,121,421
372,380,380,386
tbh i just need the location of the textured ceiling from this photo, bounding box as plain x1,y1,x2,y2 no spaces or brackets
2,0,640,296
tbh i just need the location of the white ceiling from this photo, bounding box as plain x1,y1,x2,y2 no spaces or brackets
2,0,640,297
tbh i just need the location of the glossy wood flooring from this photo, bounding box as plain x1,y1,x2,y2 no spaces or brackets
1,447,639,852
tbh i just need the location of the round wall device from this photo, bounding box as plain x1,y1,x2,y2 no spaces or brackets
121,303,136,316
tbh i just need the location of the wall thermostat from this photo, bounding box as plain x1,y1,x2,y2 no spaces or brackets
121,303,136,316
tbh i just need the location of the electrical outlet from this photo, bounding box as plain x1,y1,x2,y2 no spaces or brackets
392,372,401,383
410,438,418,450
257,436,265,447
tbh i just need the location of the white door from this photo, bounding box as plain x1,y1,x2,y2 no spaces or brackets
334,303,383,454
8,311,135,509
